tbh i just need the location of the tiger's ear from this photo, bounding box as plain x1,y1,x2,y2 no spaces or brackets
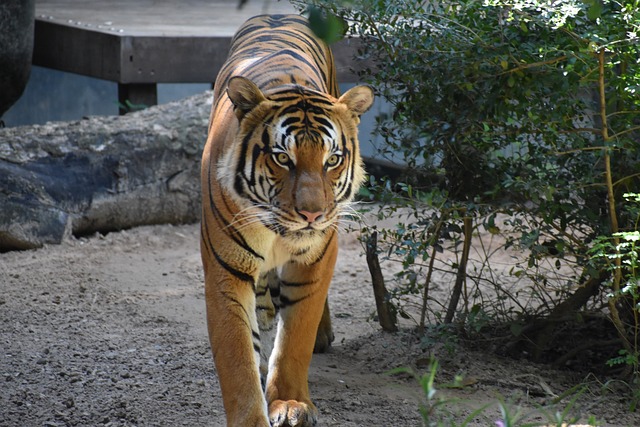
227,76,266,118
338,85,375,116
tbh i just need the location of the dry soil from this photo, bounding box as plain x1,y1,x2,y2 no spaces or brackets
1,223,637,426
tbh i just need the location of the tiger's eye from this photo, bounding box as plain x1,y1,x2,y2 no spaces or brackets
326,154,341,168
273,152,290,166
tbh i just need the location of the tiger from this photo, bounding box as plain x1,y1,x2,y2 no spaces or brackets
200,14,374,427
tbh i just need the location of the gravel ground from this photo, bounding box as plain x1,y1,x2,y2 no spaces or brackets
1,223,637,426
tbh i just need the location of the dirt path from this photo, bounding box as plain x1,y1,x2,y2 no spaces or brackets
0,224,636,426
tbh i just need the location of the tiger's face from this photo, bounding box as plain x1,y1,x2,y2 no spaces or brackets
218,77,374,240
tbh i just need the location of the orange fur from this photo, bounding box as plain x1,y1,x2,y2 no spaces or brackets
200,14,373,427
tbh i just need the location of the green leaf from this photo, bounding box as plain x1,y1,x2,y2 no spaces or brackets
510,322,523,337
520,21,528,33
587,2,602,21
308,6,346,44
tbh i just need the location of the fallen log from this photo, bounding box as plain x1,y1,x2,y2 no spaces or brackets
0,92,211,251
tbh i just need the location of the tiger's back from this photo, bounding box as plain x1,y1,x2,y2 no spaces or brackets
200,14,373,427
213,14,338,103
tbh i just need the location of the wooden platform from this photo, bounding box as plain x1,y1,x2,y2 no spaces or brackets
33,0,363,112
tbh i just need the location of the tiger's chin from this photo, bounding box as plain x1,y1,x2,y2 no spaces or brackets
286,228,323,239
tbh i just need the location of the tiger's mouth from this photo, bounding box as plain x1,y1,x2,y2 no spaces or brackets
282,223,327,235
272,219,332,237
258,206,335,236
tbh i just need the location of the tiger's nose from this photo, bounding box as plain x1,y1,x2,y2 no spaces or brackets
298,209,323,223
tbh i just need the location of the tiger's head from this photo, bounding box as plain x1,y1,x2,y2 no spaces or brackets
218,76,374,239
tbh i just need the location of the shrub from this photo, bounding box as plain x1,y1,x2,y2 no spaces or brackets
294,0,640,380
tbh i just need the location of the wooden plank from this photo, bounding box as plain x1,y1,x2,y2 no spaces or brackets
118,36,231,83
35,0,298,37
33,0,364,87
33,20,122,81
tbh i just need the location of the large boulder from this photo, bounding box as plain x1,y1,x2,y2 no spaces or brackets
0,0,35,119
0,92,211,251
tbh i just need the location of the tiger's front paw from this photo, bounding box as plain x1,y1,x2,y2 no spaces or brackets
269,399,318,427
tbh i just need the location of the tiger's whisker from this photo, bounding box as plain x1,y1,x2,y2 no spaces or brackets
225,204,273,230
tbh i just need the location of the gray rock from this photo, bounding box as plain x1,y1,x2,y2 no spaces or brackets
0,0,35,118
0,92,212,250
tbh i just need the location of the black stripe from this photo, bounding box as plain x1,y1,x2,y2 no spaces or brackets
234,130,253,196
280,49,326,85
336,135,355,202
252,329,261,354
248,144,263,188
293,247,310,256
200,219,213,257
279,293,312,308
207,163,264,261
305,96,333,106
281,279,316,287
281,116,300,127
211,245,255,284
261,127,272,149
218,290,253,334
314,116,333,129
309,231,336,265
270,95,301,102
269,285,281,298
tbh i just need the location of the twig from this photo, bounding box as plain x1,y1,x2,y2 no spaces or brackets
496,55,568,76
418,216,446,333
444,216,473,324
365,231,398,332
598,47,631,353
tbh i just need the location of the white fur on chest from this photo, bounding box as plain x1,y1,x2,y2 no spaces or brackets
259,232,327,274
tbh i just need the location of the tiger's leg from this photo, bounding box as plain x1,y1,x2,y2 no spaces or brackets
203,258,269,427
263,270,334,357
313,298,334,353
268,272,333,354
256,270,278,384
266,236,338,427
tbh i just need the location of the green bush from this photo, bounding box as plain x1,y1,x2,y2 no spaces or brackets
294,0,640,384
